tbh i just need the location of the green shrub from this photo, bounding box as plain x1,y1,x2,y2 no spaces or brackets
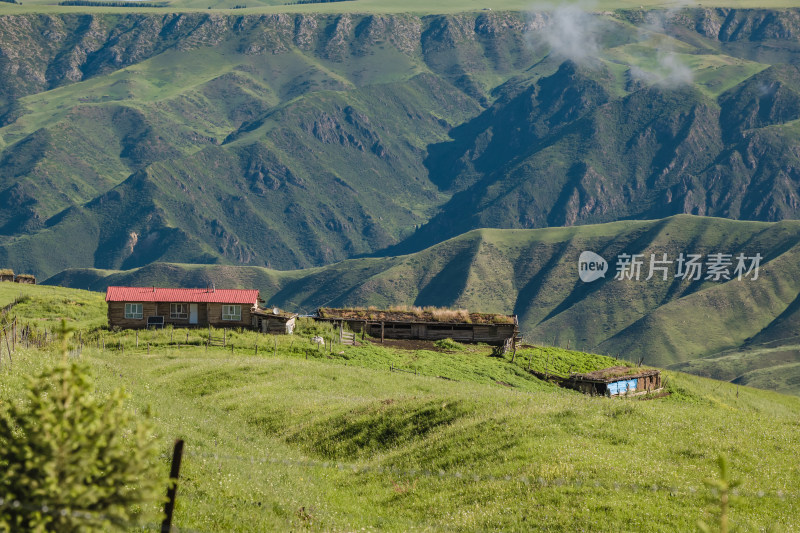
294,318,337,338
434,338,465,351
0,322,162,531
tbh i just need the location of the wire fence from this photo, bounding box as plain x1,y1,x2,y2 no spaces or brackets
0,497,157,531
183,449,797,501
0,496,214,533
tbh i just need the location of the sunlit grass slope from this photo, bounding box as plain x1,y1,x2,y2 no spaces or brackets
0,281,106,330
0,285,799,531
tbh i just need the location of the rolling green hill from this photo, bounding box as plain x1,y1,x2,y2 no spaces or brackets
5,9,800,279
2,283,800,531
47,214,800,394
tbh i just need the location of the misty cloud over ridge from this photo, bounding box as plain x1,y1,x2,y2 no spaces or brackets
528,2,695,88
630,9,694,87
529,2,609,66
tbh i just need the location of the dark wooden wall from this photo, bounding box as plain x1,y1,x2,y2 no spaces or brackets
320,319,516,345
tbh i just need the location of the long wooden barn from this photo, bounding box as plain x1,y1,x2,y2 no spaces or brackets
315,307,518,345
106,286,259,330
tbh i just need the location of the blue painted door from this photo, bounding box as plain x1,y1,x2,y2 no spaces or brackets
609,378,638,395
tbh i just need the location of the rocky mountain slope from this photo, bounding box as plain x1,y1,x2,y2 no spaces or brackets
4,9,800,277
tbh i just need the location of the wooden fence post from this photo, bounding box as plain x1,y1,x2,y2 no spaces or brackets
5,329,13,365
161,439,185,533
381,321,384,344
223,329,226,347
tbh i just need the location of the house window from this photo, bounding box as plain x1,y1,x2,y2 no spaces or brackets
222,305,241,321
124,303,143,319
170,303,188,319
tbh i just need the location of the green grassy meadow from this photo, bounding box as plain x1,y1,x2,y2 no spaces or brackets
1,284,800,531
0,281,107,330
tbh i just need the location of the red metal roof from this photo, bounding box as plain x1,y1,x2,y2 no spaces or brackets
106,286,259,304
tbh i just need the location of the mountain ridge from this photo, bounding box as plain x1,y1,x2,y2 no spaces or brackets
46,214,800,394
5,10,800,278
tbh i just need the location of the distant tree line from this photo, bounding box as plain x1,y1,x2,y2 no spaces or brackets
58,0,167,6
0,0,21,5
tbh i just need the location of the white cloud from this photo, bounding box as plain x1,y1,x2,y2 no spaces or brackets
528,2,696,88
530,2,608,66
630,49,693,88
630,10,694,88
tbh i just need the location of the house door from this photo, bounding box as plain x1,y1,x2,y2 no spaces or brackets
189,304,198,324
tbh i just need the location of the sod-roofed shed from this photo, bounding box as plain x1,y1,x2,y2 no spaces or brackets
0,269,13,282
14,274,35,284
564,366,661,396
316,307,518,345
252,307,298,335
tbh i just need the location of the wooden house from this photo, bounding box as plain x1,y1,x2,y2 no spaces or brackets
315,307,518,345
0,269,14,282
252,307,298,334
14,274,35,284
563,366,662,396
106,286,259,330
